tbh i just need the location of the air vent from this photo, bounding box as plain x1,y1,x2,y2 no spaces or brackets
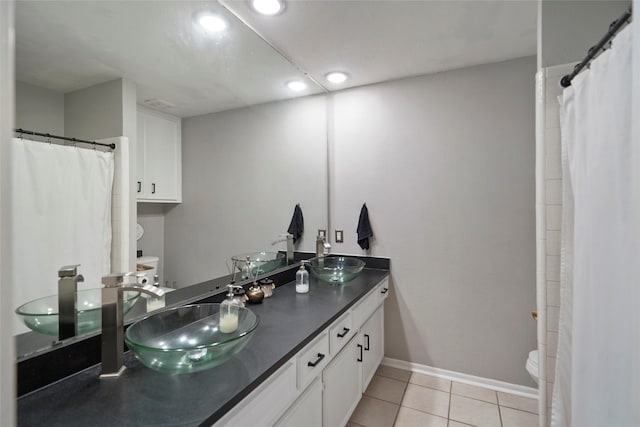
142,98,176,110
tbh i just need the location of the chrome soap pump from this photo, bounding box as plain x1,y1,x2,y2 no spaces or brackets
220,284,244,333
296,261,309,294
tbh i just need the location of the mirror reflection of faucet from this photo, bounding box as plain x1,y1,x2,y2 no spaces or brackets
316,234,331,258
57,264,84,340
271,233,294,264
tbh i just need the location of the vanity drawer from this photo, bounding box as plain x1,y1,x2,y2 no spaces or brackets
352,287,378,331
329,312,354,355
296,332,329,389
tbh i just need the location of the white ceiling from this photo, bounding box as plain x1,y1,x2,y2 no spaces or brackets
15,0,537,118
222,0,538,90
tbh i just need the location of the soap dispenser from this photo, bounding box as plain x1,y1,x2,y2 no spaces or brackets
296,261,309,294
220,284,243,333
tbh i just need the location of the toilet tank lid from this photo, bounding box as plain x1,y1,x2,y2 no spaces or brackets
137,256,159,263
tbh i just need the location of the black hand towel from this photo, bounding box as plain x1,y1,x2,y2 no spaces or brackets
287,204,304,243
357,203,373,250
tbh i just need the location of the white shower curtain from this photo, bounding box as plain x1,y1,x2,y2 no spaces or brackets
11,138,114,335
553,25,639,426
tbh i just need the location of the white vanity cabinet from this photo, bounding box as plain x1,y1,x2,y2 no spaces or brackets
136,107,182,202
275,378,323,427
360,305,384,392
323,278,389,426
213,276,390,427
322,335,362,427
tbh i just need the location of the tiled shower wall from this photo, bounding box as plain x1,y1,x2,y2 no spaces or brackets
541,64,572,426
107,136,133,274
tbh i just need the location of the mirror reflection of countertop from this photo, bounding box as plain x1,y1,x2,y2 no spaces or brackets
18,264,389,427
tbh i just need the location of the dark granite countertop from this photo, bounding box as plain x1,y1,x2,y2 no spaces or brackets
18,267,389,427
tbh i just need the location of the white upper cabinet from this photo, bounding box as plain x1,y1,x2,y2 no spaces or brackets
136,107,182,202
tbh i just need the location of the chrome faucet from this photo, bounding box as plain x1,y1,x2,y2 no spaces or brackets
100,272,165,378
58,265,84,340
316,235,331,258
272,233,294,264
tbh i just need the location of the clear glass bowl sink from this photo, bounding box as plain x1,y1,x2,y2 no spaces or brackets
124,303,259,374
231,251,286,277
308,257,366,284
15,288,141,337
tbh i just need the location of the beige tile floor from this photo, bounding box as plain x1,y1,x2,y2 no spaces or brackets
348,366,538,427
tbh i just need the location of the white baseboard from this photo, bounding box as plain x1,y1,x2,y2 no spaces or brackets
382,357,538,400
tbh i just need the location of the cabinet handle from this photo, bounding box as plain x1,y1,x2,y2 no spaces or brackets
151,183,156,194
307,352,325,367
364,334,370,351
337,327,350,338
357,344,363,362
137,181,141,193
380,288,389,294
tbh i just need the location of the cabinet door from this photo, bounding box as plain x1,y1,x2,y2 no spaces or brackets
143,113,179,200
136,113,145,197
275,378,322,427
323,335,362,427
361,306,384,392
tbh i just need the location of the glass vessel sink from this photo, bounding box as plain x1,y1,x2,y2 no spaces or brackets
124,303,259,374
231,251,286,277
308,256,366,284
15,288,141,337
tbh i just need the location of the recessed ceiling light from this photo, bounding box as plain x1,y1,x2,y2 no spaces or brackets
326,72,349,84
198,14,228,32
287,81,306,92
251,0,284,15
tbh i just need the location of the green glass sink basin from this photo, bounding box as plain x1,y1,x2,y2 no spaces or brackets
231,251,286,277
125,303,259,374
308,257,366,284
15,288,141,337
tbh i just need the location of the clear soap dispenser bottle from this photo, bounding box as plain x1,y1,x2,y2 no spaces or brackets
296,261,309,294
220,284,242,333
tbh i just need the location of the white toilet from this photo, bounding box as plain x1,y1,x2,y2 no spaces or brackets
136,255,175,298
526,349,539,384
136,255,159,285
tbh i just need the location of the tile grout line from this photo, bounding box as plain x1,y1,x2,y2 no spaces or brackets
447,377,453,423
390,375,410,427
497,391,504,427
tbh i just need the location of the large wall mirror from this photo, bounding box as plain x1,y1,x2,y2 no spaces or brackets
13,1,328,355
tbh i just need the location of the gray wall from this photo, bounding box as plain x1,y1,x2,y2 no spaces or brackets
15,81,64,135
540,0,630,67
330,56,537,386
164,95,328,288
64,79,126,141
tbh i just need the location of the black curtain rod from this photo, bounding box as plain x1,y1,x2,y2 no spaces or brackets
561,5,632,88
14,128,116,150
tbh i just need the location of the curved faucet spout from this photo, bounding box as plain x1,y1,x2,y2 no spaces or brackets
121,283,165,299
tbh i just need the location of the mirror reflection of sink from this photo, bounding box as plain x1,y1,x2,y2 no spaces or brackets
231,251,286,277
15,288,141,337
308,257,366,284
124,303,259,374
